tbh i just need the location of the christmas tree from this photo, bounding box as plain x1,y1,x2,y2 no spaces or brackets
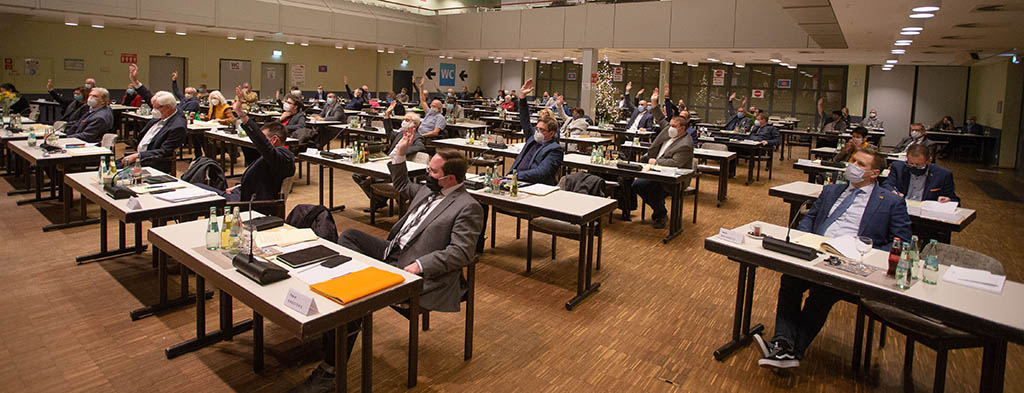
594,62,621,125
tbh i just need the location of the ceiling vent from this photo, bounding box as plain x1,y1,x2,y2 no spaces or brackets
974,4,1006,12
954,23,983,28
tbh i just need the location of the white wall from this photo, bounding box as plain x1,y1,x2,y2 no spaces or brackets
479,61,524,98
866,65,915,147
914,66,968,127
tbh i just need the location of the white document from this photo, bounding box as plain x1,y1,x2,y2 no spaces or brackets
797,159,812,166
921,200,958,214
520,183,559,196
255,228,318,248
293,260,370,285
942,265,1006,294
822,235,861,259
153,188,217,203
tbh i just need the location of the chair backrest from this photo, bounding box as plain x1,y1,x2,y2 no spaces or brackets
412,152,431,164
371,120,384,128
279,174,295,201
100,133,118,148
27,105,39,121
703,142,728,151
922,242,1005,275
53,120,67,132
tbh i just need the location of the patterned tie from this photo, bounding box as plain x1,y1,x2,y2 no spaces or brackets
383,192,439,260
819,188,862,235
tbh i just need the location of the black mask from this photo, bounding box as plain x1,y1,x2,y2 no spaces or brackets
425,174,443,193
908,165,928,176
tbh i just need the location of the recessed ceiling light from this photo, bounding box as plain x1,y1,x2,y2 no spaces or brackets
902,27,924,31
779,62,789,67
891,49,906,54
388,48,395,53
886,59,899,64
286,40,295,45
706,57,719,62
64,15,78,26
91,19,104,28
244,35,254,41
671,61,683,65
736,63,746,68
909,13,935,18
769,58,781,63
227,35,236,39
335,43,343,49
900,31,920,36
377,48,384,53
175,28,187,36
347,45,355,50
155,25,166,34
787,64,797,69
894,42,911,46
722,61,734,65
447,56,453,59
300,41,309,46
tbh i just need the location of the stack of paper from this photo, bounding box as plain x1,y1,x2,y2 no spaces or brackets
255,228,318,248
66,147,111,156
294,260,370,285
153,188,217,203
918,200,959,222
520,183,559,196
942,265,1006,294
820,235,861,260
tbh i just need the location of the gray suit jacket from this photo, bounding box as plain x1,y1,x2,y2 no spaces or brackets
387,162,484,312
646,103,694,169
319,102,345,121
893,136,936,153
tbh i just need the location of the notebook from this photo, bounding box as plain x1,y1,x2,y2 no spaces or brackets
310,267,405,305
276,244,339,268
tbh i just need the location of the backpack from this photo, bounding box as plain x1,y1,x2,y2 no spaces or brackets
181,156,227,191
285,204,338,243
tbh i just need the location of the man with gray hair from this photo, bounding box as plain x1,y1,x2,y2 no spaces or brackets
352,99,426,212
65,86,113,143
170,71,199,114
122,64,187,175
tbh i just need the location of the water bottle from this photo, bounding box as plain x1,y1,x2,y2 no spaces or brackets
228,207,241,254
895,241,912,290
909,235,921,280
510,170,518,197
221,208,233,250
922,239,940,285
27,130,36,147
205,207,221,250
97,156,107,184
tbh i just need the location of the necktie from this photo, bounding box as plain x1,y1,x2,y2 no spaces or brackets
383,192,439,260
819,188,862,235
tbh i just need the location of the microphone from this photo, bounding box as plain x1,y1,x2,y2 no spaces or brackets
762,198,819,260
232,195,289,285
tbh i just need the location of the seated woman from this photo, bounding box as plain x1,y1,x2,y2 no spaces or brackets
201,90,235,126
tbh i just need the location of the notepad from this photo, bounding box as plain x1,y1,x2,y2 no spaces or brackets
294,260,369,285
942,265,1006,294
520,183,558,196
66,146,111,156
254,228,318,248
153,188,217,203
310,267,405,305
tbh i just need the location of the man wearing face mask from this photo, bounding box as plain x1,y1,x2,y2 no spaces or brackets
169,71,200,114
314,85,327,102
747,113,780,146
725,92,753,133
124,64,187,174
396,87,410,103
83,77,96,90
883,144,958,203
963,116,983,135
757,147,912,371
343,75,368,110
630,88,694,229
818,97,848,133
509,79,564,185
64,87,114,143
292,124,483,393
893,123,936,154
352,100,426,212
624,81,653,132
46,79,91,124
444,97,465,123
196,84,209,103
417,77,447,138
860,109,883,129
310,92,344,121
237,82,258,110
835,127,871,163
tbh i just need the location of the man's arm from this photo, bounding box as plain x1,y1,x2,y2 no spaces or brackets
726,92,736,117
938,170,959,203
516,146,563,184
170,73,183,101
67,111,114,143
656,144,693,168
415,201,484,278
650,88,667,130
128,64,154,104
886,195,913,250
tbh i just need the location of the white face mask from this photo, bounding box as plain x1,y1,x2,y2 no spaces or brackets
185,94,193,99
283,103,293,112
210,99,220,106
533,130,547,143
668,127,679,139
87,97,100,108
845,163,866,183
753,120,761,127
910,130,922,139
869,113,877,118
401,120,414,131
150,107,163,118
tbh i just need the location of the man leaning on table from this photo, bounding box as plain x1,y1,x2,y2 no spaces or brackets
630,87,694,229
351,100,426,212
883,144,958,203
755,147,912,370
290,123,484,393
121,64,187,175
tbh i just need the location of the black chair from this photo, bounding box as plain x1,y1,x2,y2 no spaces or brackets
392,255,478,361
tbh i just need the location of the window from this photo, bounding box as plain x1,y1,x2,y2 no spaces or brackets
536,62,583,107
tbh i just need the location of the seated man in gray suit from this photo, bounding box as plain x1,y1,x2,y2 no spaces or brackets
291,125,484,393
310,92,344,121
352,100,426,212
631,87,694,229
893,123,937,154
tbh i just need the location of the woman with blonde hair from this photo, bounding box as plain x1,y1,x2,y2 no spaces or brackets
201,90,235,126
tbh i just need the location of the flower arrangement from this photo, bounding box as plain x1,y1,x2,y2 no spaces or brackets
0,90,19,115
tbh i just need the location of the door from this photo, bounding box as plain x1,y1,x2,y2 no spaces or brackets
149,56,186,93
392,70,413,98
219,59,252,96
261,63,287,101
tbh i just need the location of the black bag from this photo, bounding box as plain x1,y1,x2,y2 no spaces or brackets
286,204,339,243
181,156,227,191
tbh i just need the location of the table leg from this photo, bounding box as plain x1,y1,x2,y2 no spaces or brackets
663,183,684,244
253,312,264,372
566,222,599,310
362,313,373,393
717,158,729,207
318,164,324,206
43,183,100,231
980,339,1007,393
408,289,419,388
165,274,254,359
713,262,765,360
336,323,349,393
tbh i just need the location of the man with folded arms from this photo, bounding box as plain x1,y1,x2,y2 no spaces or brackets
290,123,483,393
756,147,911,370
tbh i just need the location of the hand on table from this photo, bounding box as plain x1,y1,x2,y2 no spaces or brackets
404,262,422,274
122,153,139,166
938,196,952,203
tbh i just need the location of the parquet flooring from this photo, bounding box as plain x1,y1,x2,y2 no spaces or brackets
0,146,1021,393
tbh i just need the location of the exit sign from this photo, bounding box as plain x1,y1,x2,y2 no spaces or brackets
120,53,137,64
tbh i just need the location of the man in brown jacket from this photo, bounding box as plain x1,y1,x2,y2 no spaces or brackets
633,87,694,229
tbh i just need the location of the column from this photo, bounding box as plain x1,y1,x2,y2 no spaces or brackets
581,48,598,119
659,60,670,102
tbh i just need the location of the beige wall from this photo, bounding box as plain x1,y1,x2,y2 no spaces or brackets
966,58,1023,168
0,19,463,95
845,64,867,117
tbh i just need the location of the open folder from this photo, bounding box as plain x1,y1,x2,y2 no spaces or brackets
309,267,405,305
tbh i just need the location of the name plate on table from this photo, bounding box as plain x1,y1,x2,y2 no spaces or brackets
126,196,142,210
285,288,319,316
719,228,745,245
305,147,318,154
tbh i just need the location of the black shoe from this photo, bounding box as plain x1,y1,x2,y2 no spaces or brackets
753,333,777,358
287,365,335,393
758,345,800,370
619,211,631,221
652,217,667,229
362,206,386,213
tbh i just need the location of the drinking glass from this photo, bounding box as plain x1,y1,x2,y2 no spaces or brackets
855,236,873,269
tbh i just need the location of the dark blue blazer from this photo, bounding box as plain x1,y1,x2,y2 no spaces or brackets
171,80,199,113
508,99,563,185
747,125,780,145
882,161,959,203
65,106,113,143
239,118,295,202
137,109,187,174
797,183,912,251
623,91,653,130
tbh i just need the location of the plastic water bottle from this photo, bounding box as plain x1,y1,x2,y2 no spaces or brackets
510,170,518,197
895,241,912,290
221,208,234,250
228,207,241,254
922,239,940,285
909,235,921,280
27,130,36,147
205,207,221,250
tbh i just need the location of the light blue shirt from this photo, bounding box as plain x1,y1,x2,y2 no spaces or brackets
419,109,446,135
824,183,874,238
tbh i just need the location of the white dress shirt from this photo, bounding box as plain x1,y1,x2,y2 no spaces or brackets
390,152,460,271
824,183,874,238
137,112,173,152
656,136,678,159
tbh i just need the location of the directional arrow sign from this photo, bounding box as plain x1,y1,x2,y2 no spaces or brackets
459,70,468,81
425,68,436,80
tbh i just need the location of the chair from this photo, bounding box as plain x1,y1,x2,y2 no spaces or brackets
224,175,295,218
854,243,1004,393
392,256,478,361
369,152,429,224
639,163,699,224
526,175,606,272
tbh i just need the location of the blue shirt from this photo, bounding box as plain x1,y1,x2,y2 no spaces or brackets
419,109,446,136
824,183,874,238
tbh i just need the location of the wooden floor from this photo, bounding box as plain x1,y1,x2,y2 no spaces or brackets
1,146,1022,393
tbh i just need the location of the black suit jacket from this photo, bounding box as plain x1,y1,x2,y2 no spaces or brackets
882,161,959,202
65,106,114,143
137,110,187,174
383,116,425,158
239,118,295,202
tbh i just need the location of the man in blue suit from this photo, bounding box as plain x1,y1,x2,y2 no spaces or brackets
508,79,564,185
170,71,199,114
725,92,753,132
747,113,780,146
883,144,958,203
757,147,912,370
122,64,188,175
64,87,114,143
623,81,653,132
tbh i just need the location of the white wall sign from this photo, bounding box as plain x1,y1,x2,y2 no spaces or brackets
290,64,306,86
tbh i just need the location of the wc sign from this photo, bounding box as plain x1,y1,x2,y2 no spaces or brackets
439,63,456,86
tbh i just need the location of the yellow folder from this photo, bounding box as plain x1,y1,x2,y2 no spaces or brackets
310,267,405,305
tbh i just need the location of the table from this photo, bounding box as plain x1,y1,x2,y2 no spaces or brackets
587,126,655,143
32,99,61,124
62,168,225,319
778,129,885,161
428,138,522,159
1,125,57,173
445,122,488,139
698,137,773,185
469,188,615,310
810,146,905,163
619,142,736,207
2,115,35,125
7,138,111,205
149,216,423,393
204,129,300,177
705,221,1022,392
326,125,387,148
768,181,976,244
560,136,613,153
298,150,427,212
561,153,695,243
926,131,998,165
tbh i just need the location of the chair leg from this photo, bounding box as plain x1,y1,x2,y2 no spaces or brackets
422,311,430,331
370,196,377,225
526,226,533,273
880,324,888,348
465,265,475,361
864,317,875,372
692,177,699,224
551,236,557,259
853,305,866,374
641,203,646,221
933,349,947,393
904,337,915,393
596,225,602,271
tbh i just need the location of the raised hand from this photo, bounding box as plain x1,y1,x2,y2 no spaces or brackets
129,64,139,85
385,100,397,117
663,84,669,99
46,79,53,91
650,87,659,105
729,92,736,101
344,75,349,84
171,71,178,81
394,124,415,156
626,81,632,91
418,76,425,87
636,88,645,97
520,79,534,98
233,86,245,115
